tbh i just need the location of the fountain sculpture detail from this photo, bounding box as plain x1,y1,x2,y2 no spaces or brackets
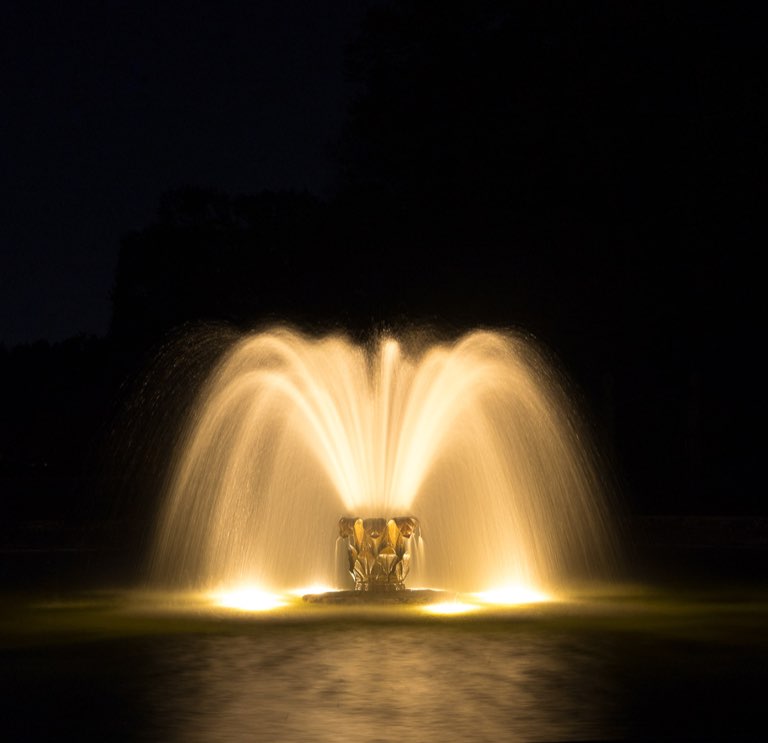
339,517,419,591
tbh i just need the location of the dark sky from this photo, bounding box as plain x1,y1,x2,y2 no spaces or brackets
1,1,763,349
0,1,764,520
1,0,373,346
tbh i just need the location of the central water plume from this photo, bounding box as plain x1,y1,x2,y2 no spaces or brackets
151,327,616,594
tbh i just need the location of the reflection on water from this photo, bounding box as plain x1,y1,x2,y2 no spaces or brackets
5,590,768,741
146,627,620,742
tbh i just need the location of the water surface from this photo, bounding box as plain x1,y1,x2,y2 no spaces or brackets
2,588,766,741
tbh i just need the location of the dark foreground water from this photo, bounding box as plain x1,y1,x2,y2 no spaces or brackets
2,587,767,742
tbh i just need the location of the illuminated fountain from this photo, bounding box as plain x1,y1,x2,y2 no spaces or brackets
150,327,617,601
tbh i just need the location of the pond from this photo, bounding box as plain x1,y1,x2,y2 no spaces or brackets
2,586,766,741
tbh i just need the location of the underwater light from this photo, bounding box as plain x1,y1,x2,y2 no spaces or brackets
422,601,480,616
473,585,550,605
213,587,285,611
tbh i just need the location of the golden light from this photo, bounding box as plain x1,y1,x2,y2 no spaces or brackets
152,329,616,598
472,585,551,606
422,601,480,616
213,586,286,611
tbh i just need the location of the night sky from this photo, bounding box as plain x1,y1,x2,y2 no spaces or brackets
1,1,762,348
0,1,764,523
1,0,371,345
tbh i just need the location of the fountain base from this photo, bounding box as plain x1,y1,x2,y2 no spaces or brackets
302,589,450,605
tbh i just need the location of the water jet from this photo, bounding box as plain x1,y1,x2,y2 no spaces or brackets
149,326,617,599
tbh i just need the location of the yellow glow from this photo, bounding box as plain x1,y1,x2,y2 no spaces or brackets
152,327,616,594
423,601,480,616
287,584,336,597
213,587,285,611
473,585,550,605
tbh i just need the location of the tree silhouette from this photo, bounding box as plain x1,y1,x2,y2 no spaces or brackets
110,186,348,347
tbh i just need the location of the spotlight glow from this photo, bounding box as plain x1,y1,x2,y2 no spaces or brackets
423,601,480,616
213,586,285,611
473,585,551,605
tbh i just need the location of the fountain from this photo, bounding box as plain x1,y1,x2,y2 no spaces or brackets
150,326,617,598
